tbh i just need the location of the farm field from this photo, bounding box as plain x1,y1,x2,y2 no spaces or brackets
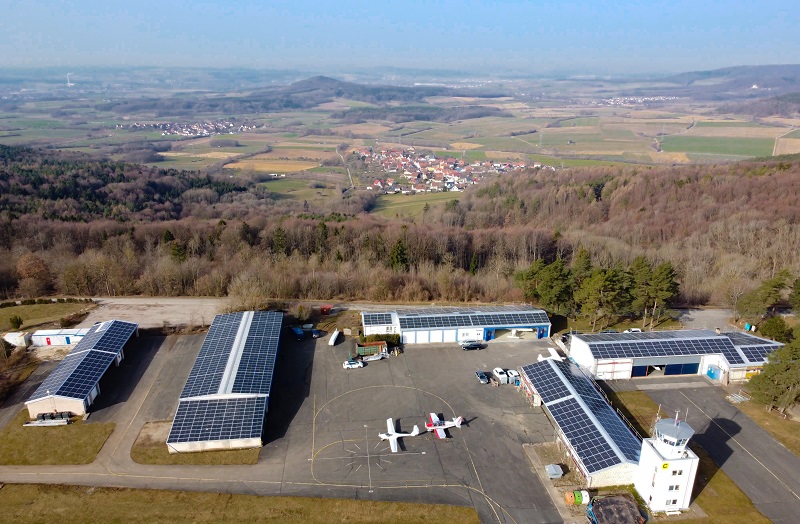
661,135,775,157
225,158,320,173
372,191,459,219
260,178,340,201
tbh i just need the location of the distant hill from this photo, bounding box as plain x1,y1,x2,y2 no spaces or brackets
96,75,506,118
653,64,800,100
718,92,800,117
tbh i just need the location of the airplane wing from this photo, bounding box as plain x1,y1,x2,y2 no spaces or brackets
434,427,446,439
389,436,399,453
386,418,394,435
429,413,440,425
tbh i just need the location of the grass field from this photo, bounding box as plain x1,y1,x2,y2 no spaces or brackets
605,391,770,524
0,484,480,524
226,158,320,173
0,302,93,331
661,136,774,157
694,121,761,128
260,178,339,201
0,410,115,465
131,421,260,465
735,395,800,456
372,192,459,219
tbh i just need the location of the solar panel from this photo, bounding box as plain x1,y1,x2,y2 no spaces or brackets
724,331,781,348
522,358,641,473
588,336,744,365
740,344,780,364
397,309,548,330
521,362,571,404
166,396,268,444
180,313,244,398
549,398,621,474
362,313,393,326
231,311,282,395
169,311,283,447
27,320,138,402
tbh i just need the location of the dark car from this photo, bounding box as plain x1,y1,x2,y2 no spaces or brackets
461,341,483,351
475,371,489,384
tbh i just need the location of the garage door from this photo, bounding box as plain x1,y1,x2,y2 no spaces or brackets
443,330,457,343
595,360,633,380
664,362,700,376
429,330,443,343
415,331,429,344
402,331,416,344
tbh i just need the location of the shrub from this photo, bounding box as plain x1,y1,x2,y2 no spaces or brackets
9,315,23,329
360,333,401,347
20,299,36,306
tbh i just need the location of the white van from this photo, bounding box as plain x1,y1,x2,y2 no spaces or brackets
328,330,340,346
492,367,508,384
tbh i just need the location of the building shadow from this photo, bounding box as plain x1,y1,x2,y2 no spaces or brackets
89,335,163,422
688,417,740,503
262,332,315,444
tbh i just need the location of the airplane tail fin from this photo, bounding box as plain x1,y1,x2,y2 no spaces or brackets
454,416,464,428
411,425,420,436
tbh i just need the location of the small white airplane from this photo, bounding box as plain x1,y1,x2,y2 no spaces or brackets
378,418,420,453
425,413,464,439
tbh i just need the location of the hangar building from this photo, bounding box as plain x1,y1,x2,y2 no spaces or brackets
361,305,551,345
166,310,283,453
520,357,642,487
568,329,782,382
25,320,139,418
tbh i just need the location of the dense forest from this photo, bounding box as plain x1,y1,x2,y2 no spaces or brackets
719,92,800,117
2,144,800,321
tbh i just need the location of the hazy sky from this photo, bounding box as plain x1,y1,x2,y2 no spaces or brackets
2,0,797,74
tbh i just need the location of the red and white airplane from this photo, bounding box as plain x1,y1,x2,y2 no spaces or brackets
425,413,464,439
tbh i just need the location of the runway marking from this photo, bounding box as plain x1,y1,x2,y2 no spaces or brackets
679,391,800,501
364,425,373,493
310,384,512,523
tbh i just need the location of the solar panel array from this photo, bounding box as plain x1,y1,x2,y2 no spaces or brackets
577,330,747,366
231,312,282,395
395,304,542,316
578,329,715,343
399,311,549,330
180,312,244,398
362,313,393,326
740,345,781,364
723,331,776,347
549,398,622,473
168,311,283,447
27,320,138,402
521,358,641,474
167,397,268,444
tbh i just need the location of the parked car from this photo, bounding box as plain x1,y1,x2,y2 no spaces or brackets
343,359,364,369
492,367,508,384
311,329,321,338
461,341,483,350
623,328,642,333
475,371,489,384
600,329,619,334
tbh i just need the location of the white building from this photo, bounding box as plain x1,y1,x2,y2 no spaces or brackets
634,417,699,513
24,320,138,418
166,311,283,453
362,305,551,345
568,330,781,383
519,358,642,488
30,328,90,347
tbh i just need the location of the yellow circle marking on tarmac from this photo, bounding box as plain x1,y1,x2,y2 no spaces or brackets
310,384,508,523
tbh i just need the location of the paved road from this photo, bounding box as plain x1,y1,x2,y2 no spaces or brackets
647,386,800,523
676,308,733,331
0,332,563,523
